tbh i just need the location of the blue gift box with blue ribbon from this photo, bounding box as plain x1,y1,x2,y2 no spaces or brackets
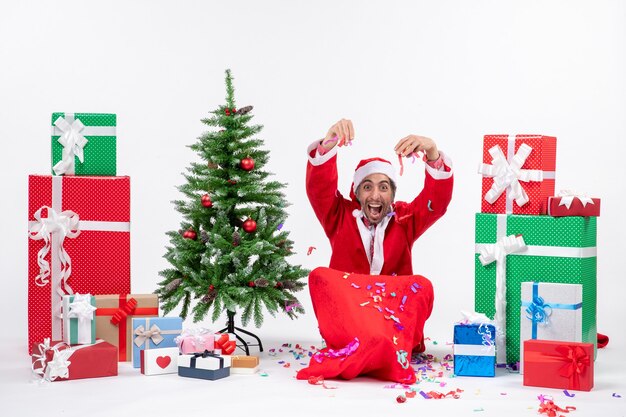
519,281,583,373
453,323,496,377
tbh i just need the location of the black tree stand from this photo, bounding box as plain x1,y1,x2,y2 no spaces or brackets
217,310,263,356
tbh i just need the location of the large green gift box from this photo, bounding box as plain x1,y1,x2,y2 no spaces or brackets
51,112,116,176
474,213,596,364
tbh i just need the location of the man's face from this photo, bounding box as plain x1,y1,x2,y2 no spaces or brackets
356,173,394,225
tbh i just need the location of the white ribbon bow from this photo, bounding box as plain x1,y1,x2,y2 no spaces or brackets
45,348,72,381
478,144,544,208
557,189,595,209
134,324,164,347
478,234,527,363
67,293,96,322
52,116,89,175
31,338,72,382
28,206,80,293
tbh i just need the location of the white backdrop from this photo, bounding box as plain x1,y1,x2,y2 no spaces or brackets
1,0,625,354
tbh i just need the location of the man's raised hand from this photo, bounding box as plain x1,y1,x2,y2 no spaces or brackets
321,118,355,151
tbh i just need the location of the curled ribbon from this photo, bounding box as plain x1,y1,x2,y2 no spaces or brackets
52,116,88,175
525,295,553,325
557,189,595,209
31,338,72,382
133,324,164,347
110,297,138,325
477,323,494,347
478,144,543,209
28,206,80,292
459,311,498,347
538,399,576,417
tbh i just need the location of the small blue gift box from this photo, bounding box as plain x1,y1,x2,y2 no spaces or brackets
131,317,183,368
453,323,496,377
178,351,231,381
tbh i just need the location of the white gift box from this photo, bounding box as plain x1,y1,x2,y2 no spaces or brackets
519,281,582,373
140,347,179,376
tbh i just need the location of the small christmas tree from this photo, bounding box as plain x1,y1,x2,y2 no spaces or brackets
156,69,308,328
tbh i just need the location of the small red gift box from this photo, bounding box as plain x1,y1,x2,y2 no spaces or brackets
31,339,118,382
523,339,593,391
479,134,556,215
27,175,131,354
547,194,601,217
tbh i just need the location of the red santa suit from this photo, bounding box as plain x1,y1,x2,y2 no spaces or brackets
298,141,454,382
306,141,454,276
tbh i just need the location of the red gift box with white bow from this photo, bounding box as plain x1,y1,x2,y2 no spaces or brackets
31,339,118,382
523,339,594,391
28,175,131,354
478,134,556,215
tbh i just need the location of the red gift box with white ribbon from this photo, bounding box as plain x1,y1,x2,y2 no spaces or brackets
28,175,131,354
478,134,556,215
547,191,601,217
31,339,118,382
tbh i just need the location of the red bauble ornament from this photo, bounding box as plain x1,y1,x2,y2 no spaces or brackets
242,218,257,233
240,157,255,171
225,109,231,116
209,285,214,290
183,228,197,240
201,194,213,208
275,282,283,288
248,281,255,287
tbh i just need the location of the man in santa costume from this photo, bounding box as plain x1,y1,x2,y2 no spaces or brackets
305,118,453,355
306,118,453,276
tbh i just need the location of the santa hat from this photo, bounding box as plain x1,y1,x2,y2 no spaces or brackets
350,157,397,202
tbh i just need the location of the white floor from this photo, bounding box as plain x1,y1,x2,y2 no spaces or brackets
2,331,625,417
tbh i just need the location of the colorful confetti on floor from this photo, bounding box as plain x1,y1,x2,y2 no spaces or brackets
262,338,619,412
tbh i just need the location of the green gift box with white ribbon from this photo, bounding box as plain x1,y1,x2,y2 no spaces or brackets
62,293,97,345
51,112,116,176
474,213,596,365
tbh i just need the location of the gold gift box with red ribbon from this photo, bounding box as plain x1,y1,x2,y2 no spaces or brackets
95,294,159,361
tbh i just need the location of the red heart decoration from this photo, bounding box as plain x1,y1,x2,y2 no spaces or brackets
156,356,171,369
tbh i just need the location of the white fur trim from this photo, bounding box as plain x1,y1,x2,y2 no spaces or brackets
425,150,453,180
352,161,397,193
307,140,338,166
354,211,390,275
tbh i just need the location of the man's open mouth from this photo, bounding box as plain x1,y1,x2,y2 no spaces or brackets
368,204,383,216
